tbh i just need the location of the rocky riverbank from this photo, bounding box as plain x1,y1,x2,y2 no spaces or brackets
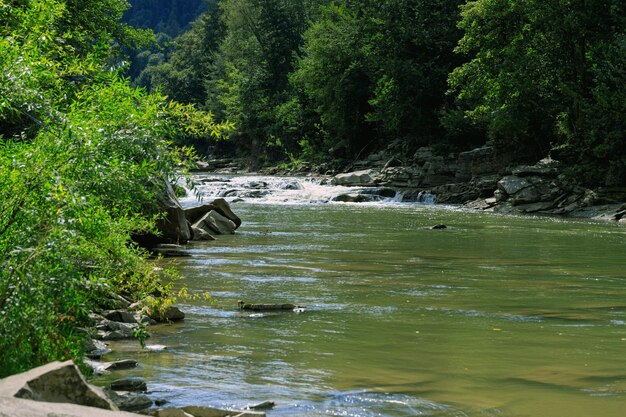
202,143,623,223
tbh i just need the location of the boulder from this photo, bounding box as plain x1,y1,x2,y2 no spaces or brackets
105,389,152,412
0,361,117,411
192,211,236,235
331,193,375,203
110,378,147,392
185,199,241,229
190,225,217,241
149,305,185,323
497,176,532,196
84,339,112,359
331,169,379,186
155,182,191,244
102,310,137,324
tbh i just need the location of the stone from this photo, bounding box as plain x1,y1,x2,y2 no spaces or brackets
511,165,558,177
105,389,152,412
0,360,117,411
238,301,302,312
192,210,237,235
156,182,191,244
246,401,275,410
84,339,112,359
331,193,375,203
210,198,242,228
0,396,141,417
102,310,137,324
497,176,532,196
149,305,185,323
191,225,217,241
110,378,147,392
431,224,447,230
331,169,379,186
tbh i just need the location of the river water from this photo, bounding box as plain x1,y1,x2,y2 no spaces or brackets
97,175,626,417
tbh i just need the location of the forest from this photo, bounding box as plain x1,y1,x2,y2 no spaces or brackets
130,0,625,186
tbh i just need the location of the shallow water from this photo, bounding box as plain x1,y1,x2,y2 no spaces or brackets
97,177,626,416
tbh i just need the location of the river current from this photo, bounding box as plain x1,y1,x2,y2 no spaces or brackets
97,174,626,417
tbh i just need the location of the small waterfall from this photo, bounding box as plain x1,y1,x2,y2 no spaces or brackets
178,174,435,207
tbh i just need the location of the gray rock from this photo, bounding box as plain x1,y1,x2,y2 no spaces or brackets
0,360,117,411
331,169,379,186
110,378,147,392
84,339,112,359
331,193,376,203
102,310,137,324
511,165,558,177
105,389,152,412
191,225,217,241
497,176,532,196
192,210,237,235
156,182,191,244
149,305,185,323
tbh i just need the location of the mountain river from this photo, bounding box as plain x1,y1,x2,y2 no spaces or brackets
95,174,626,417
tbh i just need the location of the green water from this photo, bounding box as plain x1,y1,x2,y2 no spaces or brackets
98,203,626,416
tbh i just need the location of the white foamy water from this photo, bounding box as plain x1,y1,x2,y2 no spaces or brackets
178,174,434,207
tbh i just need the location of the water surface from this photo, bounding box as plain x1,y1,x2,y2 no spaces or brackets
97,177,626,416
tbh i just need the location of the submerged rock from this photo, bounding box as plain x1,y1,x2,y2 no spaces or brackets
110,378,147,392
238,300,303,312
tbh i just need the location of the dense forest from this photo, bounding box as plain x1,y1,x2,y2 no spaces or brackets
0,0,228,376
130,0,625,185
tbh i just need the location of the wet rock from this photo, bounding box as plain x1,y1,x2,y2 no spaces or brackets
332,193,375,203
149,305,185,323
238,301,303,312
96,320,139,340
102,310,137,324
191,225,217,241
105,388,152,412
331,169,379,186
110,378,147,392
246,401,275,411
431,224,447,230
0,360,117,411
497,176,533,196
192,210,237,235
282,181,303,190
84,339,112,359
152,408,195,417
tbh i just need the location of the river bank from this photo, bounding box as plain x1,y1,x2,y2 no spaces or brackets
194,145,626,224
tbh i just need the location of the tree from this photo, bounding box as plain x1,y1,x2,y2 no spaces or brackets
448,0,626,180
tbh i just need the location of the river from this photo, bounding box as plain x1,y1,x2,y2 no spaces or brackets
96,175,626,417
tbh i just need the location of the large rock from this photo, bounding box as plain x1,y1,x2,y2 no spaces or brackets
192,211,236,235
156,182,191,244
331,169,379,186
133,182,191,247
0,361,117,411
184,199,241,229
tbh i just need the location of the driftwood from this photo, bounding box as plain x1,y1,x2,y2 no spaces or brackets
238,300,303,312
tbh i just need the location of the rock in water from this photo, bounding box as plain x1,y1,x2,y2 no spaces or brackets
431,224,447,230
238,300,304,312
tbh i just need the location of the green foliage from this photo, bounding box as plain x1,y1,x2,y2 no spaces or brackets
449,0,626,174
0,0,228,376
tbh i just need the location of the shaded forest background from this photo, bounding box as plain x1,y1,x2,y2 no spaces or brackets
124,0,625,186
